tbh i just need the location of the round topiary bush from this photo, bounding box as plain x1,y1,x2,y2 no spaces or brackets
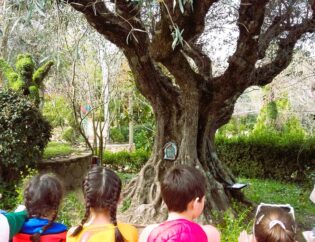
0,89,52,168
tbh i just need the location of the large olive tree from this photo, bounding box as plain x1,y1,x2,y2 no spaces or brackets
64,0,315,222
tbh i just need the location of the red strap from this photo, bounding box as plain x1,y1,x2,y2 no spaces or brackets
13,232,67,242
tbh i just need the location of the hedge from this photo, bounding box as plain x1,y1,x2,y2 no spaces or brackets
216,135,315,183
102,135,314,183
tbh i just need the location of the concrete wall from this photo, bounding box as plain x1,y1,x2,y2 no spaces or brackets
38,153,92,190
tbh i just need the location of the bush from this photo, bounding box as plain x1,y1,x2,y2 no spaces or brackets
134,124,154,151
43,95,70,128
62,127,79,144
110,127,128,143
0,90,51,169
213,205,252,242
103,149,149,172
216,134,315,182
0,166,37,210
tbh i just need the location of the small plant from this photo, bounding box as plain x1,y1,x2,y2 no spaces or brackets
213,203,253,242
58,191,84,227
15,166,38,205
120,198,132,212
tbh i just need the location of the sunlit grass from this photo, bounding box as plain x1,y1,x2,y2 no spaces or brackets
43,142,74,159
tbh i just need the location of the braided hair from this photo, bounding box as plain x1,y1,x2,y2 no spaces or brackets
71,166,125,242
24,173,64,242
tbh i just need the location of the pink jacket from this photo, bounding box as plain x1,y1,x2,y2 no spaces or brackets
147,219,208,242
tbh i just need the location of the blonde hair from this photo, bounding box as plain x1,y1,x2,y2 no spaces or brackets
254,207,296,242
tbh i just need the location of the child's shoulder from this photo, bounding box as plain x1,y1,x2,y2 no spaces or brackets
118,222,138,232
139,223,160,242
201,224,221,242
117,223,139,242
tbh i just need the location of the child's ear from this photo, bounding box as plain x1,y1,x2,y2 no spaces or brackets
192,196,205,209
191,196,205,219
192,198,199,209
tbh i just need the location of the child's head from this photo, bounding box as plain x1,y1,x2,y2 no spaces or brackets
24,173,64,242
254,204,296,242
161,165,206,217
71,166,124,242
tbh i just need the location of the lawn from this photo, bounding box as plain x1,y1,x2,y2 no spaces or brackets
43,142,75,159
240,177,314,227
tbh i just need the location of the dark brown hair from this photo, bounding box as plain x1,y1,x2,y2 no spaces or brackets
71,166,124,242
161,164,206,213
254,207,296,242
24,173,64,242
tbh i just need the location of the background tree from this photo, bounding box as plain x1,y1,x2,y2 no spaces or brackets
63,0,315,222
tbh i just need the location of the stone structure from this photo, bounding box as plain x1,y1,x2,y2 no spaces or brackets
38,152,92,190
106,143,135,152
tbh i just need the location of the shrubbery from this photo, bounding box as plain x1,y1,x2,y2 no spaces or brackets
0,90,51,170
101,134,314,183
216,134,315,182
103,149,150,172
110,125,154,152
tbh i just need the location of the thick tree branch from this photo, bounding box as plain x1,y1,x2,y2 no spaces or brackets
150,0,219,61
212,0,270,103
224,0,270,74
161,50,204,90
66,1,179,108
258,14,288,59
67,0,139,48
183,42,213,80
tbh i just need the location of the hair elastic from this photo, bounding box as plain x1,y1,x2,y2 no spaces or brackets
256,214,265,224
269,220,286,230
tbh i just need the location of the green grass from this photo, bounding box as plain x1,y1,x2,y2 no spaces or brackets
240,177,315,228
58,191,85,227
43,142,74,159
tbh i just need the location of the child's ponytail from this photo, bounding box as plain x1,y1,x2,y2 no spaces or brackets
109,203,125,242
30,212,57,242
70,178,91,237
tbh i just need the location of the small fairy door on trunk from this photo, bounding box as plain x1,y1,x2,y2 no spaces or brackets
163,141,177,160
